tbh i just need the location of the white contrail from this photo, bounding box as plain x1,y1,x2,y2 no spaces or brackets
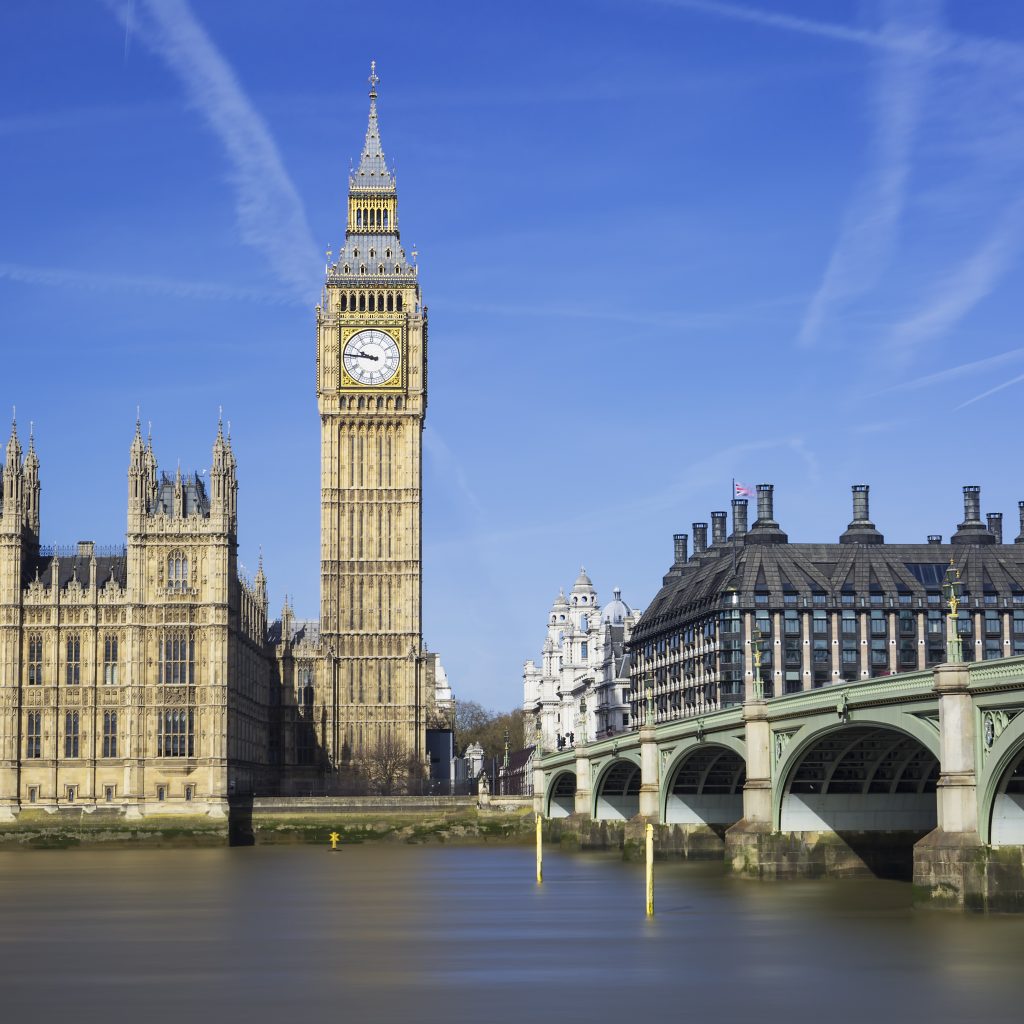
100,0,320,301
798,1,941,348
877,348,1024,395
954,372,1024,411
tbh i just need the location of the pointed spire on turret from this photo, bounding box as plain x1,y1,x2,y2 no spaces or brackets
5,411,21,466
350,60,395,192
23,421,40,537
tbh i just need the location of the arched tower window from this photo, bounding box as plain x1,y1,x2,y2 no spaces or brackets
386,293,394,311
377,292,384,309
168,551,189,593
356,209,362,227
340,294,348,312
396,294,403,312
368,293,376,312
383,210,389,228
27,634,43,686
359,293,366,311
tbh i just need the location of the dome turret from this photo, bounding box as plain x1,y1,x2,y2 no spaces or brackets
601,587,632,625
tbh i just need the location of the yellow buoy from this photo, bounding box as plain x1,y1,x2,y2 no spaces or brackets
329,831,340,851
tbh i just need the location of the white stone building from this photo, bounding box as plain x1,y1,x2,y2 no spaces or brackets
522,569,639,753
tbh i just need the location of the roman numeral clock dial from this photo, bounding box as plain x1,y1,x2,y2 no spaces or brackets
343,329,401,387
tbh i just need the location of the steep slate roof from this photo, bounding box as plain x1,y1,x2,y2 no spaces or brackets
350,61,394,193
633,540,1024,643
29,551,128,590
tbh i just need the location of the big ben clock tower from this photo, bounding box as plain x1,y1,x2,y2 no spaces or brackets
317,62,426,765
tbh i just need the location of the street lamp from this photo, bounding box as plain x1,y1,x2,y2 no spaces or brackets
943,560,963,664
749,624,765,701
645,683,655,727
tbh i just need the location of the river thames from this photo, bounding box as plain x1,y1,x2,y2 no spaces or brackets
1,845,1022,1023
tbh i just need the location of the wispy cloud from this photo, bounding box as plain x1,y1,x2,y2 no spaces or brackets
641,0,1024,70
798,1,941,348
101,0,319,300
876,347,1024,395
887,194,1024,359
0,260,300,305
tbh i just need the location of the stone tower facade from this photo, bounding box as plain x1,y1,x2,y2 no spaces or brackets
315,62,427,765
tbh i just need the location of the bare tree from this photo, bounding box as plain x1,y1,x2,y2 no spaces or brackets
361,734,420,795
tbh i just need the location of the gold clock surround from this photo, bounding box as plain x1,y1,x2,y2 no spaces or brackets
340,324,406,392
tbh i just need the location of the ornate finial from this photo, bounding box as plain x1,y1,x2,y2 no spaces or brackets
369,60,379,98
136,404,140,427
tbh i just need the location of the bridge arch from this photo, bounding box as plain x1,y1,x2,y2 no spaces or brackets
981,712,1024,845
661,741,746,826
593,758,641,821
774,718,940,835
546,770,576,818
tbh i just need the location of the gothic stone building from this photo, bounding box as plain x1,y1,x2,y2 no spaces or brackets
0,420,272,818
0,65,435,814
629,484,1024,729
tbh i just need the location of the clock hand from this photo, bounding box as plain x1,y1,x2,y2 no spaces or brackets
350,351,379,361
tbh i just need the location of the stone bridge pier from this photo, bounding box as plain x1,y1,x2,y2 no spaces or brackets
537,657,1024,911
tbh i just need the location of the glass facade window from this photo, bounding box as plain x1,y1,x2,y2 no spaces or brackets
870,611,887,637
784,611,800,636
985,612,1002,637
812,612,828,636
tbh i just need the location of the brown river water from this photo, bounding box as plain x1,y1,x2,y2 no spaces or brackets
0,844,1022,1023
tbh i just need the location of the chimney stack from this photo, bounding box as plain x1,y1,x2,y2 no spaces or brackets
747,483,788,544
952,485,994,545
1017,501,1024,544
673,533,688,564
928,535,942,545
692,523,708,555
731,498,748,539
711,511,727,546
988,512,1004,544
840,484,884,544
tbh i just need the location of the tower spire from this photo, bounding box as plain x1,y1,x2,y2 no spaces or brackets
350,60,394,192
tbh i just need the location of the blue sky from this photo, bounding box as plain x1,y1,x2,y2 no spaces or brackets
3,1,1024,710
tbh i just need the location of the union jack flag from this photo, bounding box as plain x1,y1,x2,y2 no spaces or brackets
734,480,755,498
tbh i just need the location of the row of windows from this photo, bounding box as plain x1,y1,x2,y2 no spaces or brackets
353,207,390,229
641,609,1024,660
24,632,196,686
25,712,118,759
339,291,403,312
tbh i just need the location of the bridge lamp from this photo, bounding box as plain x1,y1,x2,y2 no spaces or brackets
749,625,765,701
942,560,963,664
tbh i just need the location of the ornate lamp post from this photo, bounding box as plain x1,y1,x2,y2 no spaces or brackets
749,624,765,701
578,695,587,745
943,560,963,664
645,683,655,727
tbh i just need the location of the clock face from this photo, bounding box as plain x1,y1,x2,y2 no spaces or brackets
343,329,401,386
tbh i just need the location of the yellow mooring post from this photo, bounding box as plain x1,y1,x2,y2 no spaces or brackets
645,822,654,917
329,831,340,851
536,814,543,884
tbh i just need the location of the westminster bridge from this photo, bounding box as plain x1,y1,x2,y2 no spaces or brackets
534,657,1024,911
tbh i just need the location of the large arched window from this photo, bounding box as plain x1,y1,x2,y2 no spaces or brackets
383,210,389,228
65,635,80,685
168,551,189,593
396,294,403,312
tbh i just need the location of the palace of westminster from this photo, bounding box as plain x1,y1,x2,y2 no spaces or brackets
0,65,450,817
